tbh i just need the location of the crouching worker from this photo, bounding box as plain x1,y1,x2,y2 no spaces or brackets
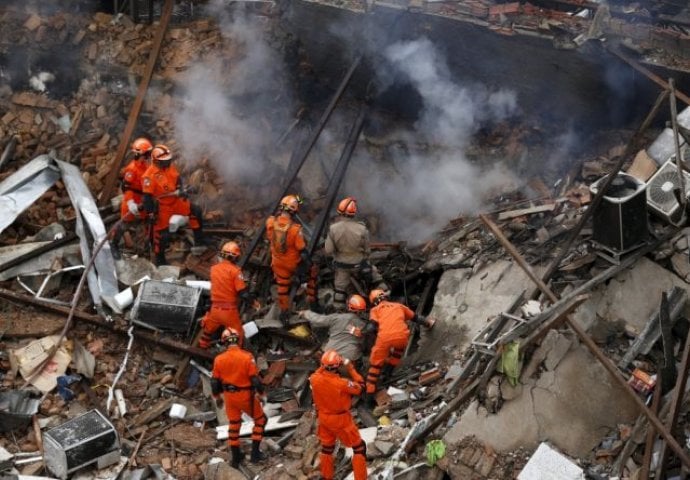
309,350,368,480
298,294,368,367
364,290,434,401
198,241,257,349
211,328,267,468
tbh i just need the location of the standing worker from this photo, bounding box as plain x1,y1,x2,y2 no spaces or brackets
141,144,205,265
198,241,256,349
309,350,368,480
297,294,368,365
111,137,153,259
265,194,309,322
364,290,434,400
325,197,388,311
211,328,267,468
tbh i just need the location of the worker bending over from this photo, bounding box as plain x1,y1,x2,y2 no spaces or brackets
111,137,153,259
141,144,204,265
364,290,434,400
310,350,368,480
211,328,267,468
298,294,368,366
325,197,388,311
198,241,256,349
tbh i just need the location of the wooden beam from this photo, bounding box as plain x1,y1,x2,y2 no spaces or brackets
98,0,174,206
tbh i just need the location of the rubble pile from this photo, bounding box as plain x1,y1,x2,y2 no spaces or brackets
4,2,690,480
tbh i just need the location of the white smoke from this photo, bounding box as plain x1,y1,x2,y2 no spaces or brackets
173,1,294,183
344,38,519,242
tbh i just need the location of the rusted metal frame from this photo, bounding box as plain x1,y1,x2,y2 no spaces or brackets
445,292,525,395
479,213,690,468
640,380,662,480
0,287,215,361
403,376,480,454
655,326,690,477
239,57,362,268
609,46,690,107
531,87,670,299
98,0,175,206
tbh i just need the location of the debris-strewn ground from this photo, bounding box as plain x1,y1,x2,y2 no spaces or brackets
3,2,690,480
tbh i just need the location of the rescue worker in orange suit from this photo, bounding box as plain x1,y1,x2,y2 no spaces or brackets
310,350,368,480
198,241,257,349
265,195,309,322
141,144,204,266
325,197,388,311
111,137,153,259
211,328,267,468
364,290,434,402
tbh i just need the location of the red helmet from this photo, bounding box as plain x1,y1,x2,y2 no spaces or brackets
131,137,153,158
321,350,343,370
369,289,387,306
337,197,357,217
347,294,367,313
151,144,173,167
220,241,241,260
221,328,241,345
280,194,301,213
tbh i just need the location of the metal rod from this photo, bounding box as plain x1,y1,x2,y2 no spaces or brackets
239,57,362,268
655,325,690,476
0,135,17,172
99,0,175,206
669,78,687,212
0,287,214,361
640,380,661,480
479,213,690,468
532,87,670,298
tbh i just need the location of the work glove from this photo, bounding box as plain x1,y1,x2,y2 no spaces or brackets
126,199,139,216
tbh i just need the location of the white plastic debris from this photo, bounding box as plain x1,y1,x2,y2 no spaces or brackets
169,404,187,419
518,443,585,480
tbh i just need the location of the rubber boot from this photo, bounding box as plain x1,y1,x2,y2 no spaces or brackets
154,251,167,266
279,310,291,326
193,228,207,246
230,446,244,468
381,364,395,383
250,440,266,463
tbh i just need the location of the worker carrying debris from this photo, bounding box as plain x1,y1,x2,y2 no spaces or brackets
211,328,267,468
265,194,310,322
297,294,368,365
309,350,368,480
111,137,153,259
364,289,435,400
325,197,388,310
141,144,205,265
198,241,257,349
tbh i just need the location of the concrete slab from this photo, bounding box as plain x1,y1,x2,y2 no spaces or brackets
571,257,690,334
445,344,638,458
415,260,542,361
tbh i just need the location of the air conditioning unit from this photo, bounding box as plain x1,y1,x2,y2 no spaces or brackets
646,158,690,224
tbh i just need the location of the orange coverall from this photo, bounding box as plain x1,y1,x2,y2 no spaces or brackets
212,345,266,448
265,213,306,312
120,158,148,221
309,364,367,480
199,259,248,348
141,163,201,254
365,301,415,394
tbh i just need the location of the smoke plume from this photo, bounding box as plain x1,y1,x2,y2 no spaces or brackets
345,38,519,242
173,1,294,184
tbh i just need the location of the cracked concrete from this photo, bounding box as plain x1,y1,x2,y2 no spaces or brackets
414,260,544,362
444,344,638,458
